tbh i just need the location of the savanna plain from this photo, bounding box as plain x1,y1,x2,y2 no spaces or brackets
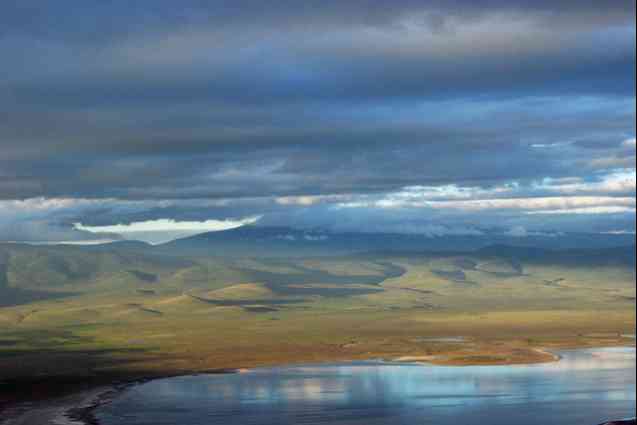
1,238,634,411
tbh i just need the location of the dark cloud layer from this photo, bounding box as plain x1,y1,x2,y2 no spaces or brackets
0,1,635,240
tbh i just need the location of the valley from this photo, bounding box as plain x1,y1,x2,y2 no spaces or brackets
1,229,634,405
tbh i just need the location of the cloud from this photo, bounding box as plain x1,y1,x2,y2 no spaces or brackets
73,216,261,233
430,196,636,212
0,198,120,242
505,226,528,237
276,196,325,206
526,206,635,215
0,197,265,243
601,229,636,235
74,216,262,244
335,177,636,212
536,171,636,196
0,1,634,241
588,156,637,169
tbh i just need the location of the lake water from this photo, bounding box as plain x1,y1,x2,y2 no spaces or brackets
96,347,636,425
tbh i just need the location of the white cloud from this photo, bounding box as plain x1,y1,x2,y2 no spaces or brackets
276,196,320,206
74,216,261,244
334,168,636,220
600,230,636,235
74,217,259,233
434,196,635,212
276,194,352,206
505,226,528,237
304,234,328,241
337,170,636,213
526,206,635,215
340,195,635,213
537,171,636,195
0,197,110,215
531,142,569,149
623,137,636,149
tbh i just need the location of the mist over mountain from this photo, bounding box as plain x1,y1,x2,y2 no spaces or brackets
158,225,636,257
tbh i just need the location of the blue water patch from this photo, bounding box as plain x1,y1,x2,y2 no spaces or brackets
96,348,636,425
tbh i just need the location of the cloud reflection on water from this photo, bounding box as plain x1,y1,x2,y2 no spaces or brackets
97,348,636,425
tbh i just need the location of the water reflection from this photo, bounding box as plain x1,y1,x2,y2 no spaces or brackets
97,348,636,425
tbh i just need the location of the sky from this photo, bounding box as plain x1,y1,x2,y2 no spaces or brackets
1,1,635,243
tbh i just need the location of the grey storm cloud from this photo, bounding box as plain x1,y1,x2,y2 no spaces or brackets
0,0,635,240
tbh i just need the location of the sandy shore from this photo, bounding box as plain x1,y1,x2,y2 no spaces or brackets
393,348,561,364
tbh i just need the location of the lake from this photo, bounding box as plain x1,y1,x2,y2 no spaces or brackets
96,347,636,425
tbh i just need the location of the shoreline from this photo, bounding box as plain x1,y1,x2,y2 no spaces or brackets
0,369,246,425
391,346,563,365
2,344,634,425
1,385,113,425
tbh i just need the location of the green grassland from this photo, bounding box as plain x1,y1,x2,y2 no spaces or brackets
0,243,635,387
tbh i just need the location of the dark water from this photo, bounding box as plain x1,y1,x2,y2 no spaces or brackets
96,348,636,425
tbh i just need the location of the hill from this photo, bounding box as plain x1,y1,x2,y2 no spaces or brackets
0,235,633,308
0,234,634,394
157,225,636,258
0,242,192,307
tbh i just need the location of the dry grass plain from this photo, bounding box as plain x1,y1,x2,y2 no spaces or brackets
1,253,634,393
